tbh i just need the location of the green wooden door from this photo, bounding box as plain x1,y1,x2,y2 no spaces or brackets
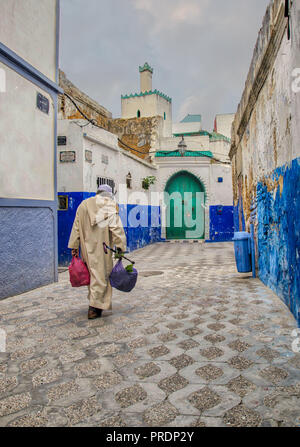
166,172,205,240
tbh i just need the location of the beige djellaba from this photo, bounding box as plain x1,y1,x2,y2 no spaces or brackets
68,194,127,310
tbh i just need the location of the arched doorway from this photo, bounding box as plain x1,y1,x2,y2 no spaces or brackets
165,171,205,240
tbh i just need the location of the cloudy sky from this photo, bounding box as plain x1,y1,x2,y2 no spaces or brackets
60,0,270,130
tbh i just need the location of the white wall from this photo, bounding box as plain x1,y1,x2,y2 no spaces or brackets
209,165,233,206
0,0,57,82
172,121,202,135
57,120,159,204
215,114,235,139
57,121,83,192
159,135,210,151
0,63,55,200
121,94,172,137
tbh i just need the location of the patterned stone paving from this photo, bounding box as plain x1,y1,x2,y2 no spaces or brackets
0,242,299,427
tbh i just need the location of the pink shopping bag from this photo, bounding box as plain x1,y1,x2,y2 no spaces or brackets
69,256,90,287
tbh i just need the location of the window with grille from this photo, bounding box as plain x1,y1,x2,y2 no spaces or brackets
126,172,132,189
97,177,115,193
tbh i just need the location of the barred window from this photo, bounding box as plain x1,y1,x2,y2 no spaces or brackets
97,177,115,193
126,172,132,189
58,195,68,210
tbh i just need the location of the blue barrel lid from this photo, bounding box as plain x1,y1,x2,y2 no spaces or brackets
232,231,251,241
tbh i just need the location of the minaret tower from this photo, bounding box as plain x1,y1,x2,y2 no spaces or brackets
139,62,153,92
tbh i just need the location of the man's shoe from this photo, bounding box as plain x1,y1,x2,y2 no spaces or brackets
88,306,102,320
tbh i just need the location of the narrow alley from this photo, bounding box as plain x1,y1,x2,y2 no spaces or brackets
0,242,298,427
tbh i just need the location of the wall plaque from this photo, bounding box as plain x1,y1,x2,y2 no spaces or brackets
36,92,49,114
60,151,76,163
58,136,67,146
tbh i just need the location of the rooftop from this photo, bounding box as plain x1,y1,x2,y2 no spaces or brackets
180,114,202,123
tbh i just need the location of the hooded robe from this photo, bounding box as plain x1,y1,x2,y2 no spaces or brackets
68,194,127,310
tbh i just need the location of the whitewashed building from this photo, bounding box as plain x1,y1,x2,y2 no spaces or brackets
0,0,61,298
57,64,235,264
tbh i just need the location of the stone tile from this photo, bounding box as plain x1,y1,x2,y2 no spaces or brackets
184,327,203,337
228,356,253,371
115,384,147,408
32,369,62,387
157,332,177,342
47,381,80,403
256,348,280,362
64,397,101,426
169,354,194,370
228,340,251,353
177,339,200,351
144,402,179,426
95,343,120,357
98,413,126,427
93,371,123,390
207,323,227,332
0,392,31,417
195,365,224,382
188,387,222,412
223,404,262,427
134,362,161,379
112,353,137,368
226,375,256,397
204,334,226,344
199,347,224,360
259,366,289,384
148,345,170,359
158,373,189,394
20,358,48,373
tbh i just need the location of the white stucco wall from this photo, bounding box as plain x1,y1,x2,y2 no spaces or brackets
121,94,172,137
57,120,159,204
209,140,231,162
57,121,84,192
209,165,233,206
159,135,210,152
172,121,202,135
215,114,235,139
0,63,55,200
0,0,58,82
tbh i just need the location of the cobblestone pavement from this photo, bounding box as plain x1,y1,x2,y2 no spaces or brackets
0,242,299,427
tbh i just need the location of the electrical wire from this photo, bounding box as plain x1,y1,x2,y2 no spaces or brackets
63,93,230,164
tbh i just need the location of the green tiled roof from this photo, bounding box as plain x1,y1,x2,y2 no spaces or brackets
155,150,213,158
209,131,231,143
121,89,172,103
180,114,202,123
172,130,231,142
139,62,153,74
173,131,211,137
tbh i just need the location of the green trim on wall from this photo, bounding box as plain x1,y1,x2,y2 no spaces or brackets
155,150,213,158
121,89,172,103
139,62,153,73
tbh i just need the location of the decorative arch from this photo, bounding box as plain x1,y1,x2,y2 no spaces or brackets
159,168,210,241
161,168,210,203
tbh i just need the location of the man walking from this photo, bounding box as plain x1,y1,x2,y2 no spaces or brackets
68,184,127,319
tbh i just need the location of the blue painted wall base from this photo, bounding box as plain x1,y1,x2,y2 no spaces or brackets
58,193,162,266
209,206,234,242
256,158,300,326
0,207,55,299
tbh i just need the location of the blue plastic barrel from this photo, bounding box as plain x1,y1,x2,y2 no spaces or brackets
232,232,252,273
